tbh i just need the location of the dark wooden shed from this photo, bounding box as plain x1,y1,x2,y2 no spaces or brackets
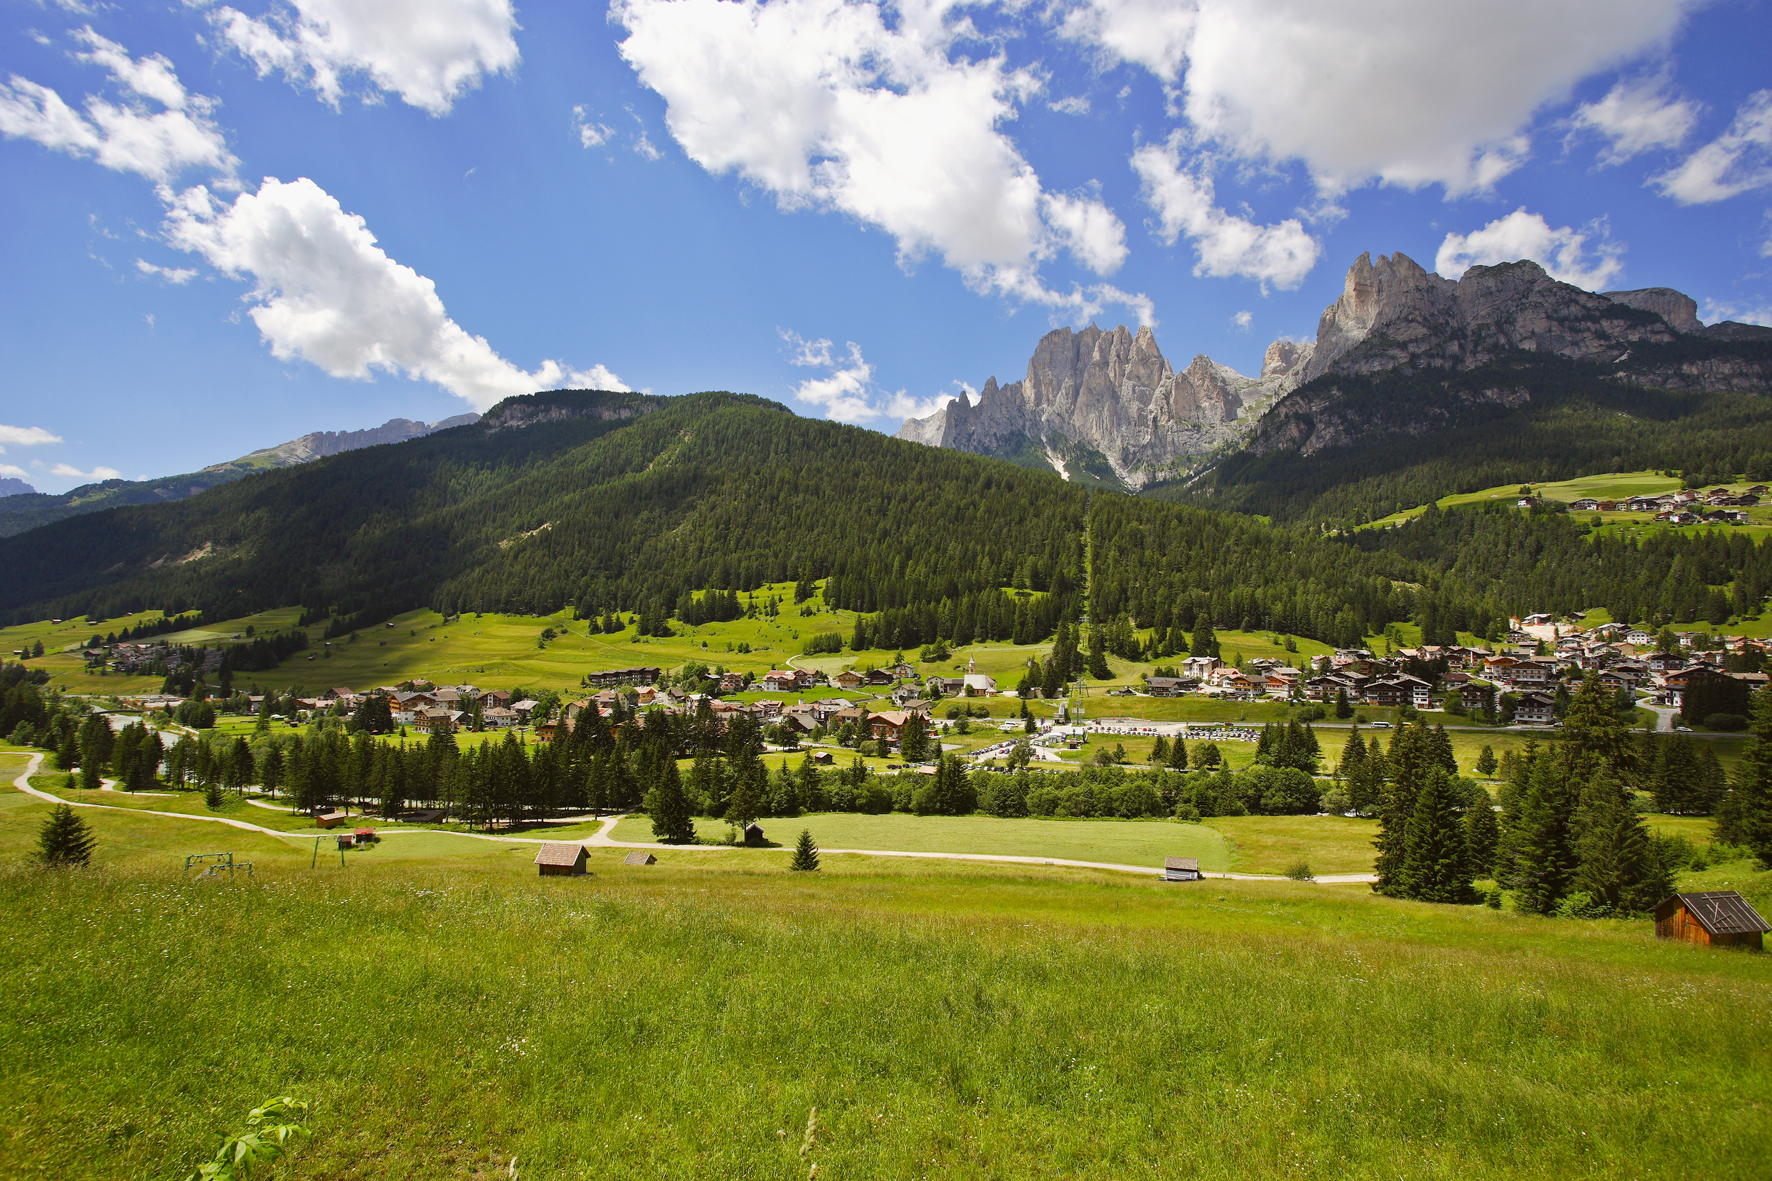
1654,891,1769,949
534,842,589,877
623,851,656,866
1163,856,1202,882
743,822,766,846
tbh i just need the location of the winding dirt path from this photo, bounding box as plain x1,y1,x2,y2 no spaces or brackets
9,756,1375,882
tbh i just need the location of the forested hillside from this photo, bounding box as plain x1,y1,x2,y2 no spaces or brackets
1172,351,1772,525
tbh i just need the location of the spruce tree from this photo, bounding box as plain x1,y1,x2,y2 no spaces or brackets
1334,686,1352,719
1373,724,1429,896
1165,734,1188,770
1475,745,1498,778
1717,684,1772,868
1464,786,1500,878
901,712,929,762
204,778,226,811
1573,771,1673,914
1149,735,1169,765
648,753,696,844
1511,756,1580,914
36,803,95,866
1398,767,1477,903
789,828,820,871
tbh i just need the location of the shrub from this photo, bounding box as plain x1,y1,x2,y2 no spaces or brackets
1285,861,1314,881
1553,891,1612,919
1703,713,1748,731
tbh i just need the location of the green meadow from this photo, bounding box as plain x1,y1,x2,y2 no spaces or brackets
3,748,1771,1180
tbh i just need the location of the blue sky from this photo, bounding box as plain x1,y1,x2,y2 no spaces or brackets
2,0,1770,492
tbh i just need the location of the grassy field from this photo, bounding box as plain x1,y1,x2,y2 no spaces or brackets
3,748,1771,1179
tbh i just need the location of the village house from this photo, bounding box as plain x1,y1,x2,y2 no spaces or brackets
962,673,997,697
1513,692,1556,725
833,669,867,691
762,670,800,692
1145,676,1183,697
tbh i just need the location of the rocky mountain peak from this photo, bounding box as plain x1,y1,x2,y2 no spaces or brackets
1602,287,1702,332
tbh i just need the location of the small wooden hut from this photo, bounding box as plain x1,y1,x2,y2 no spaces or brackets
623,851,657,866
1654,891,1769,949
534,842,589,877
315,810,347,829
1163,856,1202,882
743,822,766,847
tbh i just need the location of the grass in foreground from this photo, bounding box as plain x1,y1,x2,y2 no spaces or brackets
2,771,1771,1179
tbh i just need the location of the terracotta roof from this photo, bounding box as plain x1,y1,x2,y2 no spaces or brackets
1657,891,1771,935
534,842,586,867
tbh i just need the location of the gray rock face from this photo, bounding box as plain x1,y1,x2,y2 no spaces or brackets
1602,287,1702,333
896,324,1296,489
213,413,483,470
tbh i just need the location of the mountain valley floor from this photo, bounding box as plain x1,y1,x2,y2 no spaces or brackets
3,750,1769,1179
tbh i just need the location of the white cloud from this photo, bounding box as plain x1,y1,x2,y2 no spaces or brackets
1701,298,1772,327
1435,207,1625,291
1571,76,1699,165
572,104,613,148
1067,0,1696,195
1048,95,1089,116
1131,138,1319,289
781,329,959,424
0,28,236,184
1231,309,1252,330
0,424,63,450
136,258,197,283
163,176,587,410
1059,0,1194,83
209,0,520,115
50,462,122,481
1654,90,1772,204
615,0,1147,319
565,363,635,391
0,463,29,480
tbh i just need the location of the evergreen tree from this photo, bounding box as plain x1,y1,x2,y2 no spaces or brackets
900,712,929,762
1165,734,1188,770
1338,724,1366,779
204,778,226,811
1464,785,1500,878
689,749,727,816
648,751,696,843
1573,770,1674,914
1475,745,1498,777
1191,616,1220,660
1372,724,1430,895
789,828,820,871
1149,735,1169,765
1398,767,1477,903
35,803,95,866
1334,686,1352,719
1086,628,1111,680
1716,684,1772,867
1511,755,1580,914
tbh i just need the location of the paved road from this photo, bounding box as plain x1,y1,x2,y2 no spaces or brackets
9,757,1377,884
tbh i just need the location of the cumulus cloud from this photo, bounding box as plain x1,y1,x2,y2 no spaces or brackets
1048,95,1090,116
566,363,635,391
0,425,63,450
1654,90,1772,204
1701,298,1772,328
616,0,1148,322
781,329,958,423
1131,138,1319,289
163,176,612,410
1435,207,1625,291
1067,0,1696,195
1571,75,1699,165
1231,309,1252,330
0,463,29,480
0,28,236,183
50,462,122,481
572,104,613,148
208,0,521,115
136,258,197,283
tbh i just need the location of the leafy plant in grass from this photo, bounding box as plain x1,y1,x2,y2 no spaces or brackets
790,829,820,871
187,1095,310,1181
1284,860,1314,881
36,803,94,866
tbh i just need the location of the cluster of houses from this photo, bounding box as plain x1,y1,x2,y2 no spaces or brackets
1136,616,1770,725
1563,485,1765,527
85,641,223,678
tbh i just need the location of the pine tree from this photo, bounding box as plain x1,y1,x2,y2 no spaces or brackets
789,828,820,871
1148,735,1169,765
204,778,226,811
901,712,929,762
1398,767,1477,903
1573,771,1673,914
1475,745,1498,777
1716,684,1772,867
36,803,95,866
1464,786,1500,878
1334,686,1352,719
1372,724,1430,895
1165,734,1188,770
1511,755,1580,914
648,753,696,843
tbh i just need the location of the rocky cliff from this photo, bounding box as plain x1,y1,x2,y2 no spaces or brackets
896,324,1296,489
211,413,481,470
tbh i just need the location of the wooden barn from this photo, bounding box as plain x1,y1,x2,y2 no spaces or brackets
1654,891,1770,949
743,822,767,847
534,842,589,877
623,851,656,866
1163,856,1202,882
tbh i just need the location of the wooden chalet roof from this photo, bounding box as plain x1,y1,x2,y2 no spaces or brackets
1656,891,1771,935
534,842,587,867
1164,857,1199,872
623,851,656,866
